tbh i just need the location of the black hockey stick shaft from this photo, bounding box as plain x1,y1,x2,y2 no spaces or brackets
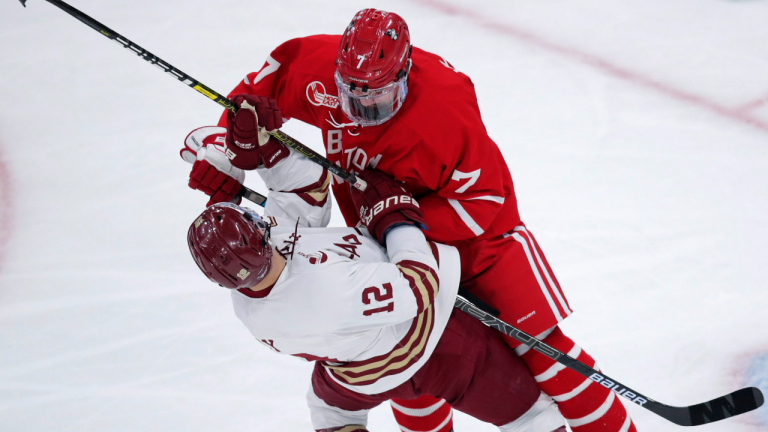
239,186,267,208
454,295,764,427
19,0,367,193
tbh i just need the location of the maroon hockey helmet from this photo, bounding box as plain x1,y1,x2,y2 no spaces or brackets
335,9,412,126
187,203,272,289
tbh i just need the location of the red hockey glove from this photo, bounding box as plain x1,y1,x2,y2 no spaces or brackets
349,169,426,244
182,126,245,207
225,94,289,170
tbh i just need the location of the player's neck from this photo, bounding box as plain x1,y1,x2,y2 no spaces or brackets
248,249,286,292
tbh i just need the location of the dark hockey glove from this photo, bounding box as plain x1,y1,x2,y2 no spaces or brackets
349,169,426,244
189,157,243,207
225,94,289,170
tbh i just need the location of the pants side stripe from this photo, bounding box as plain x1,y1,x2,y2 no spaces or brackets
515,226,570,316
512,232,563,320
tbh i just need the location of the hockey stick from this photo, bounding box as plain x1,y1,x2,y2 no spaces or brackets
453,295,764,427
238,186,267,208
18,0,367,194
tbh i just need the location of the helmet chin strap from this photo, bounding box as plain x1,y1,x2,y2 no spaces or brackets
326,112,359,129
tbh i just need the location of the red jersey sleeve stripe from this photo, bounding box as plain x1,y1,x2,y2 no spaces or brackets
447,199,484,236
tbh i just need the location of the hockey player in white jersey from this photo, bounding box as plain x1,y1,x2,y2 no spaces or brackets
185,125,566,432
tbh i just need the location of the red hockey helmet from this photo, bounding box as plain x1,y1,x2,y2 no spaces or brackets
187,203,272,289
335,9,412,126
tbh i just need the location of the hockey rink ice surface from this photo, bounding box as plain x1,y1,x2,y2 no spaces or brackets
1,0,767,431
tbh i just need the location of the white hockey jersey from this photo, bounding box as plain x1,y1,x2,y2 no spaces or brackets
230,146,461,396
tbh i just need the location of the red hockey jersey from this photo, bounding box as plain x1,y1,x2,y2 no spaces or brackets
218,35,520,246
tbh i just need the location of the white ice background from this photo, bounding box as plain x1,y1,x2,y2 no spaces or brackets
1,0,767,431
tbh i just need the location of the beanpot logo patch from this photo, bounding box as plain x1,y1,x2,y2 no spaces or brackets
306,81,339,109
298,251,328,265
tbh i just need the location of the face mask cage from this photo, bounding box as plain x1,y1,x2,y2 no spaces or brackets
334,66,410,127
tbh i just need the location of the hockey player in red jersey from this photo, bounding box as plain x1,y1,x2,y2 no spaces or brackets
186,134,566,432
185,8,638,432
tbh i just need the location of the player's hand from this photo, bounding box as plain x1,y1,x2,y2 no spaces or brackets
225,94,289,170
181,126,245,207
349,169,426,243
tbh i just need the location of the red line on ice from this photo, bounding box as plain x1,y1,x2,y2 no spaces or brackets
0,144,13,271
410,0,768,134
737,94,768,113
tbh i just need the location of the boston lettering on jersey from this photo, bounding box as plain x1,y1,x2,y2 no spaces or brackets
217,34,521,244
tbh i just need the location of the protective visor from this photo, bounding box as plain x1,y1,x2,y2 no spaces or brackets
334,69,409,127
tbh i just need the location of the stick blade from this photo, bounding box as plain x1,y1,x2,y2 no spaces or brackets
20,0,28,7
653,387,764,427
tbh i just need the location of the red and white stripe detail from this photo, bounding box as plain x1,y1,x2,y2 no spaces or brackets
391,398,453,432
466,195,505,204
505,226,571,320
550,363,600,403
617,414,633,432
568,391,616,427
447,195,505,236
520,327,636,432
390,399,447,417
568,392,633,432
534,343,582,382
515,327,556,357
447,199,484,236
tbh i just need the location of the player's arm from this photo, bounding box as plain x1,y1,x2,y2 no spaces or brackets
385,225,440,315
257,148,332,228
407,142,510,243
264,169,440,334
180,123,330,226
304,246,435,334
347,169,440,319
215,38,302,128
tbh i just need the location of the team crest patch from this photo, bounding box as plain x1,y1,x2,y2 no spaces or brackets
298,251,328,265
237,269,251,280
306,81,340,109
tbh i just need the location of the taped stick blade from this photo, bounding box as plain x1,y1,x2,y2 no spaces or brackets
683,387,764,426
20,0,28,7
